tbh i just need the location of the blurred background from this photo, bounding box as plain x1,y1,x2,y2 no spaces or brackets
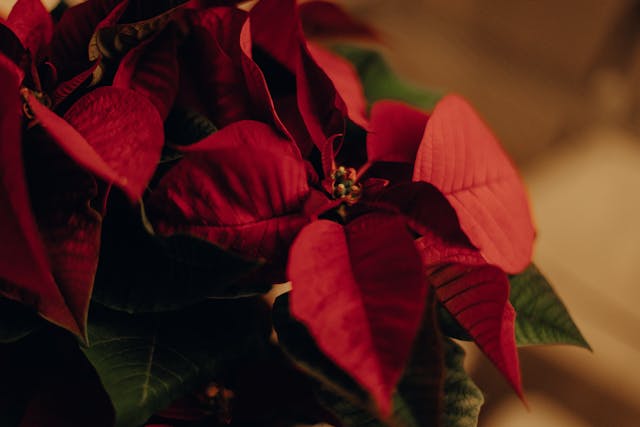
339,0,640,426
2,0,639,425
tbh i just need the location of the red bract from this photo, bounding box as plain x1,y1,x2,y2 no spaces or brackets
306,42,369,130
250,0,368,156
4,0,52,61
146,121,316,265
417,231,522,398
288,214,427,416
178,8,254,127
0,55,69,333
26,87,163,201
367,100,429,164
0,0,164,337
413,95,535,274
148,118,434,414
284,92,534,411
50,0,123,79
50,0,129,103
114,26,180,121
363,95,534,398
129,0,366,157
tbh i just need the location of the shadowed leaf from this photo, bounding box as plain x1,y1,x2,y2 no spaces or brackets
82,299,271,427
442,339,484,427
93,196,265,313
164,107,217,147
510,264,590,349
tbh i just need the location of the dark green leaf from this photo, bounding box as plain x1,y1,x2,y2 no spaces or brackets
331,44,443,110
0,297,41,343
82,299,271,427
93,197,266,313
509,264,591,349
437,303,471,342
273,292,444,427
164,107,218,147
442,339,484,427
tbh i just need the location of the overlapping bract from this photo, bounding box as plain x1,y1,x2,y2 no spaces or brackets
0,0,537,422
0,0,163,337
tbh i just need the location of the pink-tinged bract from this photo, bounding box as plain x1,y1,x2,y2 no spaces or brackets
413,94,535,273
367,100,429,164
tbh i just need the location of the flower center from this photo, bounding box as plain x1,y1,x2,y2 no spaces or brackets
330,166,362,205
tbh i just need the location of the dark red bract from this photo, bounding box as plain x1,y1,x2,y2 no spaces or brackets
0,0,164,337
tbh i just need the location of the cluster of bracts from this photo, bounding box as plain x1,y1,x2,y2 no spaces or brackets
0,0,539,426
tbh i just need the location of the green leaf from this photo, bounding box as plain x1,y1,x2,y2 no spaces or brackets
164,107,218,147
153,107,218,188
509,264,591,349
0,297,41,343
442,339,484,427
82,299,271,427
437,303,472,342
331,44,443,110
312,387,384,427
92,197,266,313
273,292,444,427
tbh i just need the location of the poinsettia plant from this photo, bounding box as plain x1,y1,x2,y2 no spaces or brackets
0,0,590,426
